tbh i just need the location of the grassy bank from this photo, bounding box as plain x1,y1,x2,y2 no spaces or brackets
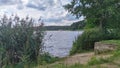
4,40,118,68
35,40,120,68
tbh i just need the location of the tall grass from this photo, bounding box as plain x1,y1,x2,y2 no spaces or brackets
0,15,44,68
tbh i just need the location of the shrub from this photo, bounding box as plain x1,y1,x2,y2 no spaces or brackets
70,27,120,55
105,29,120,40
39,53,59,64
70,28,104,55
0,15,44,67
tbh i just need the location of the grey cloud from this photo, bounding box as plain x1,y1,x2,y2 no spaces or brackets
44,14,77,23
26,0,57,11
46,0,55,6
0,0,24,10
17,0,24,10
0,0,78,25
26,3,46,11
64,14,77,21
44,18,62,23
0,0,20,5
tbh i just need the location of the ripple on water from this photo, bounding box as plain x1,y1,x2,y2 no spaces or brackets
43,31,83,58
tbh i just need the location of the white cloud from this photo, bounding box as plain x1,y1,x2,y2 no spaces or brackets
0,0,82,26
21,0,28,4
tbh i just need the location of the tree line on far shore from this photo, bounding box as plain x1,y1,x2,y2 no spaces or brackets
44,20,85,30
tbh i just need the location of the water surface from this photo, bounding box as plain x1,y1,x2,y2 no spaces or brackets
43,31,83,57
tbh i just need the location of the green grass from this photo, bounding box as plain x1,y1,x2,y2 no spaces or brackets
87,40,120,66
36,40,120,68
88,56,110,65
6,40,120,68
36,63,90,68
101,40,120,46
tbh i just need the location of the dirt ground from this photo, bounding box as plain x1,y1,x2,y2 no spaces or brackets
36,52,114,68
64,52,94,65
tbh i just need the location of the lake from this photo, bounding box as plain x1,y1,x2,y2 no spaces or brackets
43,31,83,58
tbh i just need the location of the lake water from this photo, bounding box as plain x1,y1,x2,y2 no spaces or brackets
43,31,83,58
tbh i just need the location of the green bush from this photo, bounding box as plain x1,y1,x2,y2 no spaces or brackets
70,28,104,55
70,28,120,55
105,29,120,40
39,53,59,64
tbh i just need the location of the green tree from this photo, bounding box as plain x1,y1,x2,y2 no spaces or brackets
64,0,120,54
71,20,85,30
65,0,120,30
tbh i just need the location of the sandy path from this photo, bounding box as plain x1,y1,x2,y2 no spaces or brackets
64,52,94,65
36,52,113,68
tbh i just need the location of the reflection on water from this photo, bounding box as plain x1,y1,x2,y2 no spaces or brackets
43,31,83,58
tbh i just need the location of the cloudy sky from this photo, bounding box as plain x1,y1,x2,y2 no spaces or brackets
0,0,83,26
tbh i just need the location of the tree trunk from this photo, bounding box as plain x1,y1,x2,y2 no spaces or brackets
99,19,103,30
